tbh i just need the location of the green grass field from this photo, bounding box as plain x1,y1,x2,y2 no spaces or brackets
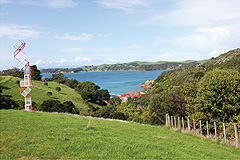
1,110,240,159
0,76,88,112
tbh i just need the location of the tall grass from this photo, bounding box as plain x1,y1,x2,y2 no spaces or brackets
1,110,240,159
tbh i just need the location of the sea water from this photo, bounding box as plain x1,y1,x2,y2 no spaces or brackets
42,70,166,95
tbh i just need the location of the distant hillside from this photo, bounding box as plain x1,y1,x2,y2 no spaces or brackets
40,60,207,74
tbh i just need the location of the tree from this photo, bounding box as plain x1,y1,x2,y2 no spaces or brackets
75,81,100,102
56,87,61,92
47,92,52,97
31,65,42,80
1,67,24,78
75,81,110,104
39,99,64,112
109,97,121,106
52,73,64,80
63,101,76,113
189,69,240,123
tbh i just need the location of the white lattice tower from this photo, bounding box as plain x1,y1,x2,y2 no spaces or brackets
13,40,33,111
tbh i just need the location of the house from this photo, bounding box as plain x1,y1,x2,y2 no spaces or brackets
117,91,145,102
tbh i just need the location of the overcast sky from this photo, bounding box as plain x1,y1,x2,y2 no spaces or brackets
1,0,240,70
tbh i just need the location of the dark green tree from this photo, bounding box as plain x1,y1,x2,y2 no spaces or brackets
63,101,76,113
31,65,42,80
75,81,100,103
189,69,240,123
47,92,52,97
109,97,121,106
52,73,64,80
39,99,64,112
56,87,61,92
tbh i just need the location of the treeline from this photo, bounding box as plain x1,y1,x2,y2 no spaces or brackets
0,65,42,81
83,49,240,126
40,61,205,74
46,73,111,106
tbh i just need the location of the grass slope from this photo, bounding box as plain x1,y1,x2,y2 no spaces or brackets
1,110,240,159
0,76,88,112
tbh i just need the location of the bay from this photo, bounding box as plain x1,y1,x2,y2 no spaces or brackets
42,70,166,95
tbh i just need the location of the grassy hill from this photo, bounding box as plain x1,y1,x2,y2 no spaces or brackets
1,110,240,159
0,76,88,113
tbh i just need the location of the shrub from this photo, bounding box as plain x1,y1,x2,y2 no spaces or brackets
56,87,61,92
47,92,52,97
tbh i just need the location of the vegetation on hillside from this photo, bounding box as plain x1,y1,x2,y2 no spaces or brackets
86,49,240,127
40,60,206,74
1,49,239,126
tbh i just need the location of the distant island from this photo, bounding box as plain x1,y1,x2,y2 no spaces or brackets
40,60,207,74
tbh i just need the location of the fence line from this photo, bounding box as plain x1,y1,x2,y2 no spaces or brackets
165,114,239,148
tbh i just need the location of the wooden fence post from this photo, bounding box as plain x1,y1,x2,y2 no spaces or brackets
187,117,190,131
178,117,180,129
200,120,202,136
206,121,209,137
214,122,217,139
174,116,177,128
182,117,184,131
166,114,168,127
193,119,196,134
223,123,226,143
168,115,171,128
234,124,239,148
171,116,173,129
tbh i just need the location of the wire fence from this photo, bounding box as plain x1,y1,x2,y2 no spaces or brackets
165,114,239,148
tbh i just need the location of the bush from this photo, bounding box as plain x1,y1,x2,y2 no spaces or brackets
56,87,61,92
47,92,52,97
39,99,77,114
188,69,240,123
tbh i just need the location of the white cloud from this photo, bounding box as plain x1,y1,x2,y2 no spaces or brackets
172,25,240,53
63,47,111,53
46,0,77,8
145,0,240,26
74,56,92,63
126,44,142,50
0,25,44,39
55,33,94,41
1,0,77,8
95,0,152,14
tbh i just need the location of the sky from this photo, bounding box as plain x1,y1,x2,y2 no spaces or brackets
0,0,240,70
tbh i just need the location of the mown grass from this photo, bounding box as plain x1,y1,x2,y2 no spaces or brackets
0,76,88,112
1,110,240,159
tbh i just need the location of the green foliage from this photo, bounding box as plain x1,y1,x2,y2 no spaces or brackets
56,87,61,92
41,60,205,73
0,67,24,78
31,65,42,80
0,75,88,113
63,101,77,113
109,97,121,106
75,81,110,104
52,73,64,80
47,91,52,97
38,99,76,113
189,69,240,123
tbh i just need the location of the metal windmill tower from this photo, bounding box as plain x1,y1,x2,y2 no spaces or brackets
13,40,33,111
